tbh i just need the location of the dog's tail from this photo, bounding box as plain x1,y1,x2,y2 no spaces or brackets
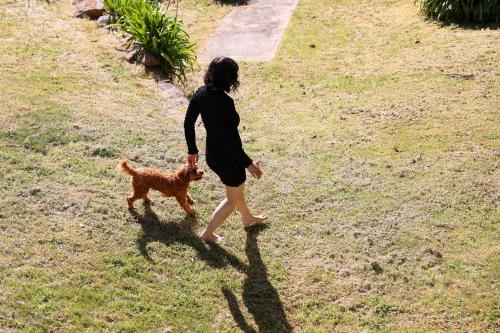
118,159,137,177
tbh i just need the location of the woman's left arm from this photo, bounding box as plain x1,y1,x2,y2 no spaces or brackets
229,130,262,178
222,101,262,178
224,100,252,168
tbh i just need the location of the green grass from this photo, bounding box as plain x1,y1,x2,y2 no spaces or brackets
0,0,499,331
416,0,500,24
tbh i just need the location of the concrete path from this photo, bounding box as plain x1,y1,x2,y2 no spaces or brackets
200,0,298,63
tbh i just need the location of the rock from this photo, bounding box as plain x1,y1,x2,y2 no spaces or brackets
126,48,140,63
141,52,162,67
116,38,134,52
29,188,41,196
116,42,131,52
60,203,72,211
96,14,111,27
157,80,188,105
122,33,133,42
73,0,105,19
446,73,475,80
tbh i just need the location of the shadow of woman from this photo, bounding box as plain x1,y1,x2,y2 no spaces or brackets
131,207,290,331
130,205,246,271
223,225,292,332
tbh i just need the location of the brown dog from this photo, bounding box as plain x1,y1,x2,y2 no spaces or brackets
119,159,204,215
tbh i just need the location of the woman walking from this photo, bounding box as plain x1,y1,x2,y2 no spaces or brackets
184,56,267,243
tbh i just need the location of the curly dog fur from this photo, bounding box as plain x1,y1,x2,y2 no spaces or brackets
119,159,204,215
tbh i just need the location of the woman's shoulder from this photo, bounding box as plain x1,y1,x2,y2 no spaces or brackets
191,85,208,100
192,85,233,104
192,85,220,97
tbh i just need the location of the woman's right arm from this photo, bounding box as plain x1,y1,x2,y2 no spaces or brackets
184,97,200,165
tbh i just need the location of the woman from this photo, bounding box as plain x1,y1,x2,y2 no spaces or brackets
184,56,267,243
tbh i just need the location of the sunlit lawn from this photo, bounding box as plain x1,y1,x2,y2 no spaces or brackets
0,0,498,331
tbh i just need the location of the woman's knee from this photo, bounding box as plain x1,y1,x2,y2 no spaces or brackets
225,196,238,206
225,197,242,208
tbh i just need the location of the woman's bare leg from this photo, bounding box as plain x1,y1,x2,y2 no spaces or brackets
227,184,267,227
200,184,267,243
200,197,235,243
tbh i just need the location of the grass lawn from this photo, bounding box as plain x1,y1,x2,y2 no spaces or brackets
0,0,499,331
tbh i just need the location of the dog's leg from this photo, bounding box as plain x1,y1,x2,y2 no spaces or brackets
128,189,148,210
127,194,140,210
187,193,194,205
143,193,152,205
175,195,195,216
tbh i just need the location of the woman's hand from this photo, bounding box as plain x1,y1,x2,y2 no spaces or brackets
187,153,199,166
247,161,263,179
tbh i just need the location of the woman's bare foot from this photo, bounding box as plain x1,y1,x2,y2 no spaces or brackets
242,215,268,228
200,232,224,243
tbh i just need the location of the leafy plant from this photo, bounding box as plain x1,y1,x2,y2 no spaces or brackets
104,0,196,82
416,0,500,24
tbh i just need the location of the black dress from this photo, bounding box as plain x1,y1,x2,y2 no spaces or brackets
184,85,252,187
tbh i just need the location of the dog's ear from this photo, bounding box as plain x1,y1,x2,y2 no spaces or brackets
180,164,191,180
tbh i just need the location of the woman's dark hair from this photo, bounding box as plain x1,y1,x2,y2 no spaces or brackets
204,56,240,92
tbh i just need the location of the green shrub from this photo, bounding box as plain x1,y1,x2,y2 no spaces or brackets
416,0,500,24
104,0,196,82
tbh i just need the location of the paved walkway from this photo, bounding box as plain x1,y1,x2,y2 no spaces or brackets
200,0,298,63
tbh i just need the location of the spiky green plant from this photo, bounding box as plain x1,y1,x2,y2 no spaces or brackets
104,0,196,82
416,0,500,24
